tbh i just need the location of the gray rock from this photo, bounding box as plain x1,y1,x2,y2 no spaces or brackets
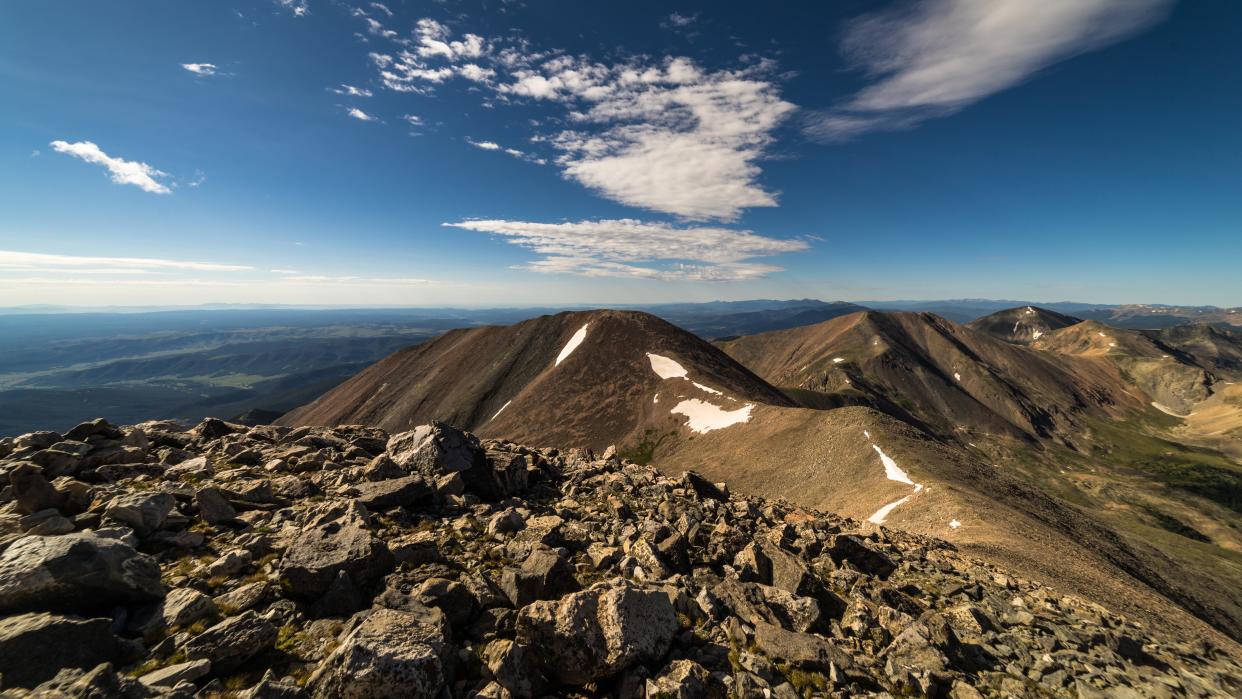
9,462,65,516
278,506,394,603
195,487,237,524
105,491,177,536
0,612,141,688
712,578,823,633
0,533,163,614
483,639,539,698
139,659,211,688
645,659,711,698
516,581,678,684
183,609,277,673
353,475,432,510
307,606,450,699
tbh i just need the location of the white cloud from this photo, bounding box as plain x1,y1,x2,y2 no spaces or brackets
347,107,378,122
467,139,547,165
276,0,308,17
370,2,393,17
181,63,218,76
444,218,807,281
807,0,1172,140
666,12,698,28
467,139,501,150
270,268,300,274
366,21,794,221
0,250,253,273
49,140,173,194
332,83,373,97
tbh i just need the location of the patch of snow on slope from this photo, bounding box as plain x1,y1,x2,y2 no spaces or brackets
647,353,688,379
491,400,512,421
1151,402,1194,418
949,519,962,529
868,495,912,525
1032,330,1043,340
954,372,961,381
872,445,915,486
833,357,845,363
692,382,722,396
555,323,590,366
671,399,753,433
863,430,871,439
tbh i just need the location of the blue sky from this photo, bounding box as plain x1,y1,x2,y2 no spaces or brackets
1,0,1239,307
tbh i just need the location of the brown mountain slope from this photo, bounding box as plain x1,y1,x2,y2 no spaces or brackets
279,309,792,450
1032,320,1216,414
716,311,1138,446
967,305,1082,345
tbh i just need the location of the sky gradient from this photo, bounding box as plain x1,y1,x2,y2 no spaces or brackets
1,0,1239,306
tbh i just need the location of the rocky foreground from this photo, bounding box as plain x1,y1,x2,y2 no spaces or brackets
0,419,1238,698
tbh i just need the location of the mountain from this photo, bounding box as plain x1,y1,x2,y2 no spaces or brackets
716,310,1136,445
279,310,793,450
645,300,869,339
967,305,1082,345
3,419,1238,696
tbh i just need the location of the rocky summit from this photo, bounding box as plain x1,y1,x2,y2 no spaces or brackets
0,417,1238,698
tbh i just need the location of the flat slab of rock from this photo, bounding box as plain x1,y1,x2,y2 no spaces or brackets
0,533,163,614
278,507,393,603
0,612,141,688
183,609,277,673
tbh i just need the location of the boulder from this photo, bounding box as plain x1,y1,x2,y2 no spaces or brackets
712,578,823,633
195,487,237,524
0,533,163,614
0,613,141,688
20,663,159,698
645,659,711,699
183,609,277,673
139,659,212,688
278,506,394,604
829,535,897,579
386,423,523,500
104,491,177,536
9,463,65,515
64,418,124,443
307,606,451,699
353,475,432,510
515,582,678,684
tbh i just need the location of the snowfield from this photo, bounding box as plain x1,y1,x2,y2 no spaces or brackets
647,353,688,379
671,399,753,433
555,323,590,366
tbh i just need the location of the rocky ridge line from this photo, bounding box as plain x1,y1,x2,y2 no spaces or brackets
0,417,1238,698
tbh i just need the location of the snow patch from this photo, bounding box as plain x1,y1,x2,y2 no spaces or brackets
863,430,871,439
872,445,915,486
491,400,512,421
647,353,688,379
692,382,722,396
1025,307,1035,315
954,372,961,382
1032,330,1043,340
868,495,912,525
949,519,962,529
832,357,845,364
653,394,659,404
555,323,589,366
671,399,753,433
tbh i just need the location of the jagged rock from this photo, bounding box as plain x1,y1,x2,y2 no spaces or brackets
414,577,477,626
65,418,124,443
386,422,523,500
104,491,177,536
353,475,432,510
278,505,394,604
307,606,450,699
829,534,897,579
17,663,163,698
645,659,711,698
0,533,163,614
515,581,678,684
483,639,539,698
182,609,277,673
752,620,855,676
139,659,211,688
712,578,824,633
0,613,141,688
501,546,577,608
191,417,242,441
195,487,237,524
9,463,65,515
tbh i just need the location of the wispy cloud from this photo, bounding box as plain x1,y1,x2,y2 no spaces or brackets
664,12,699,28
49,140,173,194
467,138,545,165
276,0,309,17
467,139,501,151
0,250,253,273
369,22,793,221
181,63,219,76
331,84,373,97
445,218,807,281
347,107,378,122
807,0,1172,141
